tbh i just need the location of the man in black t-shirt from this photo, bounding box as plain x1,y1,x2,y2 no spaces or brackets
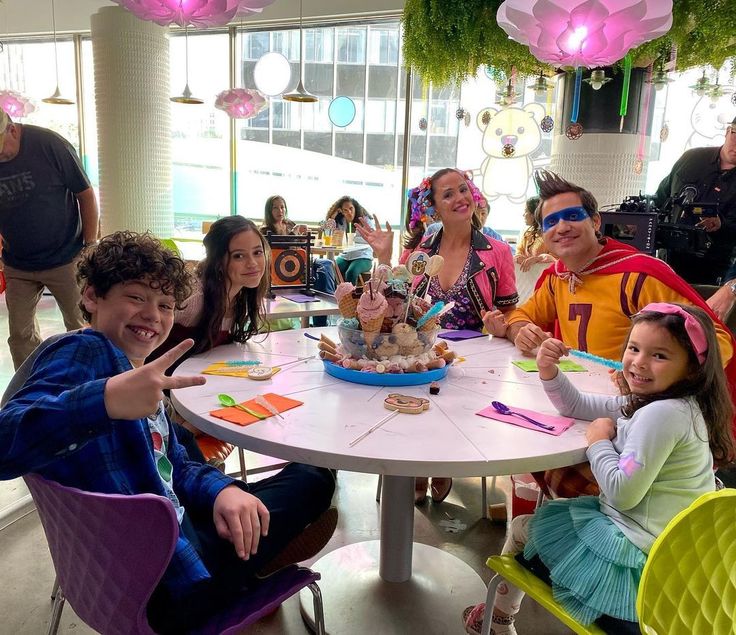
0,111,98,368
653,116,736,286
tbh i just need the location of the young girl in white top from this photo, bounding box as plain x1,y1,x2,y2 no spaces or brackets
464,302,735,634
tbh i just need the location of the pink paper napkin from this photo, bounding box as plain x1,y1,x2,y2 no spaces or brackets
476,404,575,436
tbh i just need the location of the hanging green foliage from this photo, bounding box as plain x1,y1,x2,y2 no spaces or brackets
402,0,736,86
401,0,545,86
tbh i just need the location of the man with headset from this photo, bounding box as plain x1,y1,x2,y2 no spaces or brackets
653,116,736,287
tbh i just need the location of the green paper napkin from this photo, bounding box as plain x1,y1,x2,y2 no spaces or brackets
512,360,587,373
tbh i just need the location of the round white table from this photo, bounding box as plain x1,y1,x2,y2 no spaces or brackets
172,327,616,633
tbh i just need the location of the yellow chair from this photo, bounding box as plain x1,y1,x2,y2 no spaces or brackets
479,489,736,635
637,488,736,634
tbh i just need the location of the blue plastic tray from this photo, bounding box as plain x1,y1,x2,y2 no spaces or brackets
322,360,450,386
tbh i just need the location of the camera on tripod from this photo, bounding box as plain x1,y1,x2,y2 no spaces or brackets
599,189,714,257
658,184,716,257
599,194,658,253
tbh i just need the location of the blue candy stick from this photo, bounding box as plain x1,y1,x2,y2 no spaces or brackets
223,360,262,367
568,349,623,371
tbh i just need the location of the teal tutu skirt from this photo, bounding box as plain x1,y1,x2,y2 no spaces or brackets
524,496,646,624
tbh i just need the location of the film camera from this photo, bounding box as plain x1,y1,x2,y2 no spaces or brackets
599,187,716,257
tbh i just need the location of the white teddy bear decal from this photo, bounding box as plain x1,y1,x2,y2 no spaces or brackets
476,103,546,203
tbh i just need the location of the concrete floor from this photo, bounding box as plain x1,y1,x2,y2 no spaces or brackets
0,296,572,634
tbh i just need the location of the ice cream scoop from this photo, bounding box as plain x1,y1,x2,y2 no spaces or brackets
334,281,356,303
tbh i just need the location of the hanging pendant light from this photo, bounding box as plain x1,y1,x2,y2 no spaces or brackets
171,26,204,104
583,69,612,90
42,0,74,105
283,0,317,103
528,71,552,95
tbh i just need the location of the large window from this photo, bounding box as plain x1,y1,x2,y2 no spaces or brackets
169,31,230,231
3,18,715,240
0,38,79,152
235,23,404,226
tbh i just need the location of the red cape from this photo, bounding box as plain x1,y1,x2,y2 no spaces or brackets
536,239,736,441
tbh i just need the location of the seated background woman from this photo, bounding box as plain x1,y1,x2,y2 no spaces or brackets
261,194,336,324
326,195,374,285
357,169,518,503
261,194,307,235
515,196,554,271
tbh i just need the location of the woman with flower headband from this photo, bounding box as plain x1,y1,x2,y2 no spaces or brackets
357,168,519,503
326,195,374,285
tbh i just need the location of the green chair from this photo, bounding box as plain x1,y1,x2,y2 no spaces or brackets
479,489,736,635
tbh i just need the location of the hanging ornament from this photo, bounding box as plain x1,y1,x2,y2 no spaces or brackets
496,0,673,68
481,110,491,126
540,115,554,133
633,64,654,175
328,96,356,127
0,90,36,118
571,67,583,123
463,111,471,127
619,53,633,132
501,143,516,158
566,123,583,140
455,107,465,120
253,52,291,96
659,122,669,142
418,117,428,131
111,0,275,28
732,93,736,106
214,88,267,119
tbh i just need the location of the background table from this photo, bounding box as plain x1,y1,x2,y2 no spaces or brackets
265,291,339,327
172,328,616,633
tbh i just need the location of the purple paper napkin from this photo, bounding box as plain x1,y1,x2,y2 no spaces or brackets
476,404,575,436
280,293,316,303
439,329,485,341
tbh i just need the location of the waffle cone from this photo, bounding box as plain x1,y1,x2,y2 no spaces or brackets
360,315,385,334
418,317,438,332
338,295,359,318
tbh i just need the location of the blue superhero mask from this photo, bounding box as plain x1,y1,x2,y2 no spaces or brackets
541,206,590,233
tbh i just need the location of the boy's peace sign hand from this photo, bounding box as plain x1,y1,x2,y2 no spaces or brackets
104,339,206,420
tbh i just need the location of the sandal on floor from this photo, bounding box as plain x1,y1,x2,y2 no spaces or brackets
415,477,429,505
462,603,485,635
430,477,452,503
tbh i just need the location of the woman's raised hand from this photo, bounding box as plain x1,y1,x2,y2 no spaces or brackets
356,214,394,265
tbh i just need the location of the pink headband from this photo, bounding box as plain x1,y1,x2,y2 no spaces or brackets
638,303,708,364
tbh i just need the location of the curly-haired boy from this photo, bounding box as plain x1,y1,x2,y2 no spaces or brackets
0,232,335,633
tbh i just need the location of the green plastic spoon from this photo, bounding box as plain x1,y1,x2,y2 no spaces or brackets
217,393,267,419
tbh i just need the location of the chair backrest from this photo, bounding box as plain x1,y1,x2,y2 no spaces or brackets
1,333,71,407
513,261,548,305
24,473,178,635
637,489,736,634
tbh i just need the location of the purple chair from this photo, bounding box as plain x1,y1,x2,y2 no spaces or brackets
24,473,326,635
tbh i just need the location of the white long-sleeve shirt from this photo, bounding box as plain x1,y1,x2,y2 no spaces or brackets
542,371,715,552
